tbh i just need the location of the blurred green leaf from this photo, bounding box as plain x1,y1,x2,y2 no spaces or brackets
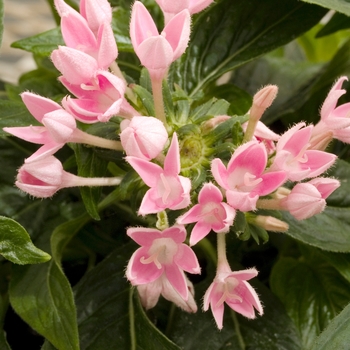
0,216,51,264
11,28,64,56
311,302,350,350
169,0,327,95
317,12,350,37
270,251,350,350
301,0,350,16
112,8,133,52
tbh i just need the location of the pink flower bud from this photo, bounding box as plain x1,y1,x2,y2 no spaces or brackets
250,85,278,122
120,116,168,160
280,178,340,220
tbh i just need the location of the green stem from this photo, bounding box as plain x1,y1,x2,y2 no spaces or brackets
230,309,246,350
165,303,176,336
129,287,136,350
151,77,167,126
197,237,217,265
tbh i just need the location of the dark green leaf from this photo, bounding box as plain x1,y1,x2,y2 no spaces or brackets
71,243,180,349
71,144,109,220
0,216,50,264
301,0,350,16
169,278,301,350
0,101,37,136
316,12,350,37
311,302,350,350
112,8,133,52
11,28,64,56
270,254,350,349
169,0,327,95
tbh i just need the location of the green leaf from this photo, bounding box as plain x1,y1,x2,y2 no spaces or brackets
71,144,109,220
316,12,350,37
270,253,350,350
300,0,350,16
169,278,301,350
311,302,350,350
68,243,181,349
111,8,133,52
11,28,64,56
169,0,327,95
0,101,37,136
0,216,50,264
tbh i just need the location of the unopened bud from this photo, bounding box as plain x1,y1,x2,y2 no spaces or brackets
202,115,231,133
309,130,334,151
250,85,278,121
253,215,289,232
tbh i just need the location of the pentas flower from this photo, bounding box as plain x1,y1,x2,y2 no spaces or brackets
137,272,197,312
203,265,263,329
16,156,121,198
125,225,201,304
270,123,337,182
4,93,78,162
59,69,134,123
177,182,236,246
211,141,286,212
54,0,117,68
155,0,214,23
126,133,191,215
130,1,191,80
280,178,340,220
120,116,168,160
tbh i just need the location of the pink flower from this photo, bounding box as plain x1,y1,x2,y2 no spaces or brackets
16,156,122,198
120,116,168,160
130,1,191,80
60,69,129,123
137,273,197,312
4,92,76,162
155,0,214,22
177,182,236,246
203,267,263,329
54,0,117,68
126,225,201,303
211,141,286,212
126,133,191,215
281,177,340,220
271,123,337,181
320,76,350,130
16,156,71,198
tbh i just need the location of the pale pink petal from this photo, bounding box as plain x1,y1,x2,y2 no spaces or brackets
229,268,258,281
162,10,191,60
80,0,112,33
211,158,229,189
125,156,163,187
198,182,223,204
51,46,98,84
174,244,201,273
176,205,202,224
137,279,162,309
21,92,62,123
164,132,181,175
3,126,49,144
138,188,165,215
226,190,258,212
189,0,214,14
303,150,337,178
189,221,212,246
321,76,348,120
254,171,286,196
126,247,164,284
162,225,187,243
127,227,162,247
281,125,313,157
96,23,118,68
276,122,306,152
130,1,159,49
25,142,64,163
309,178,340,199
164,264,188,299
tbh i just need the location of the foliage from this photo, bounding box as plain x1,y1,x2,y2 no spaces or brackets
0,0,350,349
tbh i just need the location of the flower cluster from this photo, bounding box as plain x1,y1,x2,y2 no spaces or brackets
4,0,349,330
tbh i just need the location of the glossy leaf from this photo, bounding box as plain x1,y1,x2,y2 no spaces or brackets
311,302,350,350
301,0,350,16
0,216,50,264
316,12,350,37
0,101,38,136
270,254,350,349
169,278,301,350
71,243,181,349
11,28,64,56
71,144,109,221
169,0,327,95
